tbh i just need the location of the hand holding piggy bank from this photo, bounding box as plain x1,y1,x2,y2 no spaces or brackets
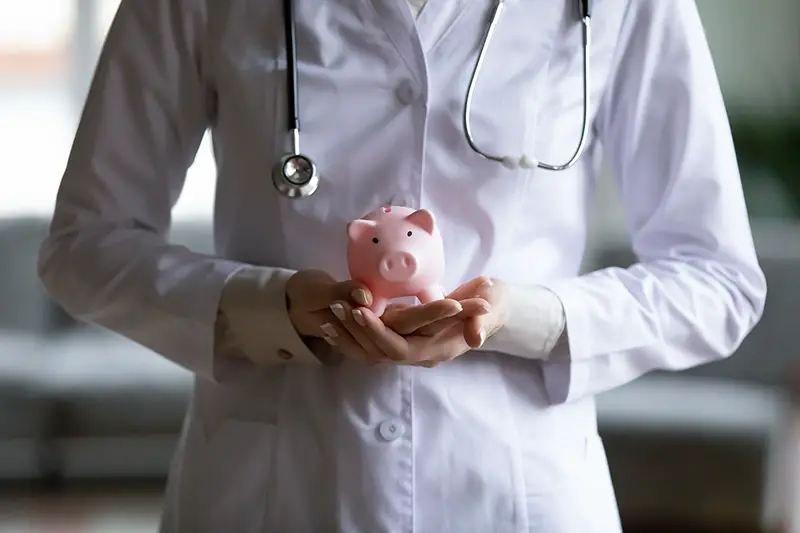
347,206,445,317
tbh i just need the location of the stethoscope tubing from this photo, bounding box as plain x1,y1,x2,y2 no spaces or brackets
463,0,592,171
283,0,301,155
275,0,593,198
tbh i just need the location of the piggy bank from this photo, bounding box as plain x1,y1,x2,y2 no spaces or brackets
347,206,445,317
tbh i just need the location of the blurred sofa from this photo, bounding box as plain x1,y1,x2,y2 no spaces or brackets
0,216,797,529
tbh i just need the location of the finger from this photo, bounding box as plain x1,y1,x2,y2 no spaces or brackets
415,322,471,365
382,298,463,335
414,298,491,337
305,277,372,311
331,280,372,308
411,359,439,368
384,302,411,313
392,322,470,367
330,301,393,362
350,306,411,361
446,276,493,301
455,297,491,317
464,316,485,348
312,309,373,362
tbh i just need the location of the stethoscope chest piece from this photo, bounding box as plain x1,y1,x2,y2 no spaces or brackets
272,153,320,198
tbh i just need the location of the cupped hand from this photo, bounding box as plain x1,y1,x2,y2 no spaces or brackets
285,269,371,338
325,296,468,363
326,277,498,367
383,276,509,358
288,271,505,366
380,296,490,335
454,277,509,349
331,300,476,367
288,270,474,364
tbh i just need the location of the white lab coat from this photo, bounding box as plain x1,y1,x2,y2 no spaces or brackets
38,0,766,531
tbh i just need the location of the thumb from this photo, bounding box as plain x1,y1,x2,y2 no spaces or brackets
289,271,372,311
464,316,485,348
447,276,492,301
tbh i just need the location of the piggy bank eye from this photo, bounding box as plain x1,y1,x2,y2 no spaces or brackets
372,237,379,244
407,231,412,237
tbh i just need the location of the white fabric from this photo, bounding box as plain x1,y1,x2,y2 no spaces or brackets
482,285,566,359
39,0,766,531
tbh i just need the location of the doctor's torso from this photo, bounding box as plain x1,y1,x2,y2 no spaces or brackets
162,2,629,532
205,0,626,290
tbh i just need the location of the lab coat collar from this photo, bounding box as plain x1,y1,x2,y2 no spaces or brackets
365,0,475,78
414,0,477,52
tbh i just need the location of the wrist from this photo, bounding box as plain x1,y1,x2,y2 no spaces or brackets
216,265,323,366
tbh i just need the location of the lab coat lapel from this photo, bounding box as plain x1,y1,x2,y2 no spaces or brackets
364,0,473,68
414,0,474,52
364,0,426,82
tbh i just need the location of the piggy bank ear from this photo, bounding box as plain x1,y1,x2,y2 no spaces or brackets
347,219,378,241
404,209,435,235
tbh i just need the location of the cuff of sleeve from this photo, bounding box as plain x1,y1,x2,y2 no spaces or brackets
535,277,598,404
481,284,565,360
218,266,323,367
538,277,595,362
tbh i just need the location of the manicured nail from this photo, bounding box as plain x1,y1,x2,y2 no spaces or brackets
352,309,366,326
320,323,338,337
352,289,369,307
324,336,336,346
330,303,346,321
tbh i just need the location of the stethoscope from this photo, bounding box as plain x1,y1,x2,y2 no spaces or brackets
272,0,593,198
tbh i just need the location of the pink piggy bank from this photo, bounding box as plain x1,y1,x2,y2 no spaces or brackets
347,206,446,317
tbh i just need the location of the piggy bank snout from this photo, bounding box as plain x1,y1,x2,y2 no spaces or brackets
378,251,418,283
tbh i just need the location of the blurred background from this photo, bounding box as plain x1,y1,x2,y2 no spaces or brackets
0,0,798,531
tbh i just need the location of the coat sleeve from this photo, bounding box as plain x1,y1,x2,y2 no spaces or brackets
37,0,319,381
537,0,767,404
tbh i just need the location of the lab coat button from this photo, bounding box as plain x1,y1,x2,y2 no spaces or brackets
378,419,405,442
277,349,294,361
395,81,418,105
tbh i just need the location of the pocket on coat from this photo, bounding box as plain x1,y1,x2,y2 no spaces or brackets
177,416,278,533
195,365,287,440
175,370,287,531
523,434,622,533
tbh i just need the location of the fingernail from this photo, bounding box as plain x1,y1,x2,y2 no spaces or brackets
352,309,366,326
479,279,494,290
352,289,369,307
324,336,336,346
478,303,492,315
320,323,338,337
478,328,486,347
330,303,346,321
